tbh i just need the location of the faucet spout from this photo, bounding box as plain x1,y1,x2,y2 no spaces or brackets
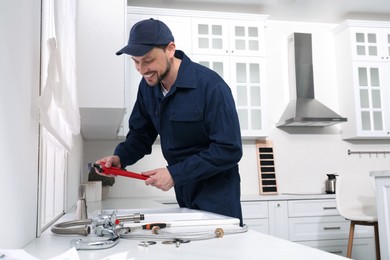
75,184,88,220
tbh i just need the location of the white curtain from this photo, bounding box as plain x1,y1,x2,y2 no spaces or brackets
37,0,80,150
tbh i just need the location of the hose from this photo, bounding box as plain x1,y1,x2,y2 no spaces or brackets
51,219,92,236
120,224,249,241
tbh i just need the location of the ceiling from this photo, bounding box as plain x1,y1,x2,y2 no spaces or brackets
129,0,390,23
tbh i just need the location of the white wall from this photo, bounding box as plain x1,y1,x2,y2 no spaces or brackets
0,0,84,248
0,0,41,248
83,18,390,199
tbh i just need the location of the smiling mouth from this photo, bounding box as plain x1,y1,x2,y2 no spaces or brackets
143,72,155,79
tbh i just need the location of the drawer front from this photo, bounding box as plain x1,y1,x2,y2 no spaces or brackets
299,238,376,260
241,201,268,219
288,199,338,217
289,216,374,241
244,218,269,234
289,216,350,241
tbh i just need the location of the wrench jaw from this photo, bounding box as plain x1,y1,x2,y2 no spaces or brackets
92,162,148,180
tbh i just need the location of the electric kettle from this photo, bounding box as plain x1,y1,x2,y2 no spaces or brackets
325,174,338,194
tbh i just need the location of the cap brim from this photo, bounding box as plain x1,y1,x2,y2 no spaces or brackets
116,44,154,56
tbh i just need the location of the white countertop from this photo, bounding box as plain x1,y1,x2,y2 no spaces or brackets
23,197,347,260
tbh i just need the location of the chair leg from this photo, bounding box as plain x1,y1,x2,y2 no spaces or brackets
347,221,355,258
374,222,381,260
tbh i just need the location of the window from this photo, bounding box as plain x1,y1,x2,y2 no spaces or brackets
37,128,67,233
36,0,78,236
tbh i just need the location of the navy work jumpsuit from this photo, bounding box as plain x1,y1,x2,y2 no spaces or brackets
114,50,243,225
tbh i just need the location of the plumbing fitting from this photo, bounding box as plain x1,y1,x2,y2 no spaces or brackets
51,210,144,236
70,236,120,250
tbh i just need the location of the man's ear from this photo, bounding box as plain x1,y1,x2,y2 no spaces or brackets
166,42,176,58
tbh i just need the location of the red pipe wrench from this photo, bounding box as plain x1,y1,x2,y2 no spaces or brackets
94,162,148,180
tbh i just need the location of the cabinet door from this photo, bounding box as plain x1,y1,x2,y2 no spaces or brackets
230,57,267,137
228,19,265,57
77,0,126,108
241,201,269,234
352,62,390,137
192,18,230,55
192,55,230,80
158,15,193,54
192,18,265,57
350,28,390,61
268,201,289,239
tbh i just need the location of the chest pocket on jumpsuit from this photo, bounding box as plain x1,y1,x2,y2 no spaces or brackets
169,106,208,147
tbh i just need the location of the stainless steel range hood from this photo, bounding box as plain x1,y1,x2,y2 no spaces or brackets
276,33,347,127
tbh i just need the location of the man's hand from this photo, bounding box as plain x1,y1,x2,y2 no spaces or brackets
142,168,174,191
95,155,121,176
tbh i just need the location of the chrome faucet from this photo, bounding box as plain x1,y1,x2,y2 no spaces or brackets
75,184,88,220
51,210,144,249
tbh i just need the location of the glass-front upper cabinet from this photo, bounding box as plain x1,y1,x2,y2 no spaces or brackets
334,20,390,139
192,18,229,55
350,27,390,61
231,57,267,137
192,18,266,57
228,20,265,57
352,62,390,137
192,55,267,137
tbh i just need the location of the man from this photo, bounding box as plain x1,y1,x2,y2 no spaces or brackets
97,18,243,225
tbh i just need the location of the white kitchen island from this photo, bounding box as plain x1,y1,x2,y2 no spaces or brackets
23,198,349,260
370,170,390,260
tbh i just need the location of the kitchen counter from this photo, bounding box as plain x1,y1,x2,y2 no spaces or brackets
156,193,336,205
23,197,348,260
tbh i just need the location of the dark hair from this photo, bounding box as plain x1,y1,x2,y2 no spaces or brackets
155,44,169,51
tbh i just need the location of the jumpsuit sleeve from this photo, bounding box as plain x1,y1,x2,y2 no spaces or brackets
114,88,158,167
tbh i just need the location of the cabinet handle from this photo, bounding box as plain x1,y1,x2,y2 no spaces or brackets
322,207,336,210
329,251,343,254
323,226,341,230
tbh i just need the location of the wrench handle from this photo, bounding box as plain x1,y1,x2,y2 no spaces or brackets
96,163,148,180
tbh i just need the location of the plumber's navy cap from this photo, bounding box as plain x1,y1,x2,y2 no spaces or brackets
116,18,174,56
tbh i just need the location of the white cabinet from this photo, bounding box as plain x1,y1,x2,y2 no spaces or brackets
349,27,390,61
76,0,127,139
121,7,269,138
77,0,126,109
334,20,390,139
370,170,390,260
300,239,376,259
191,17,268,137
192,55,267,137
241,201,269,234
191,18,265,57
241,196,376,260
268,201,289,239
287,199,375,260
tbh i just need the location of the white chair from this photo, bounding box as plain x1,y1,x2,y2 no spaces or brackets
335,174,381,260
